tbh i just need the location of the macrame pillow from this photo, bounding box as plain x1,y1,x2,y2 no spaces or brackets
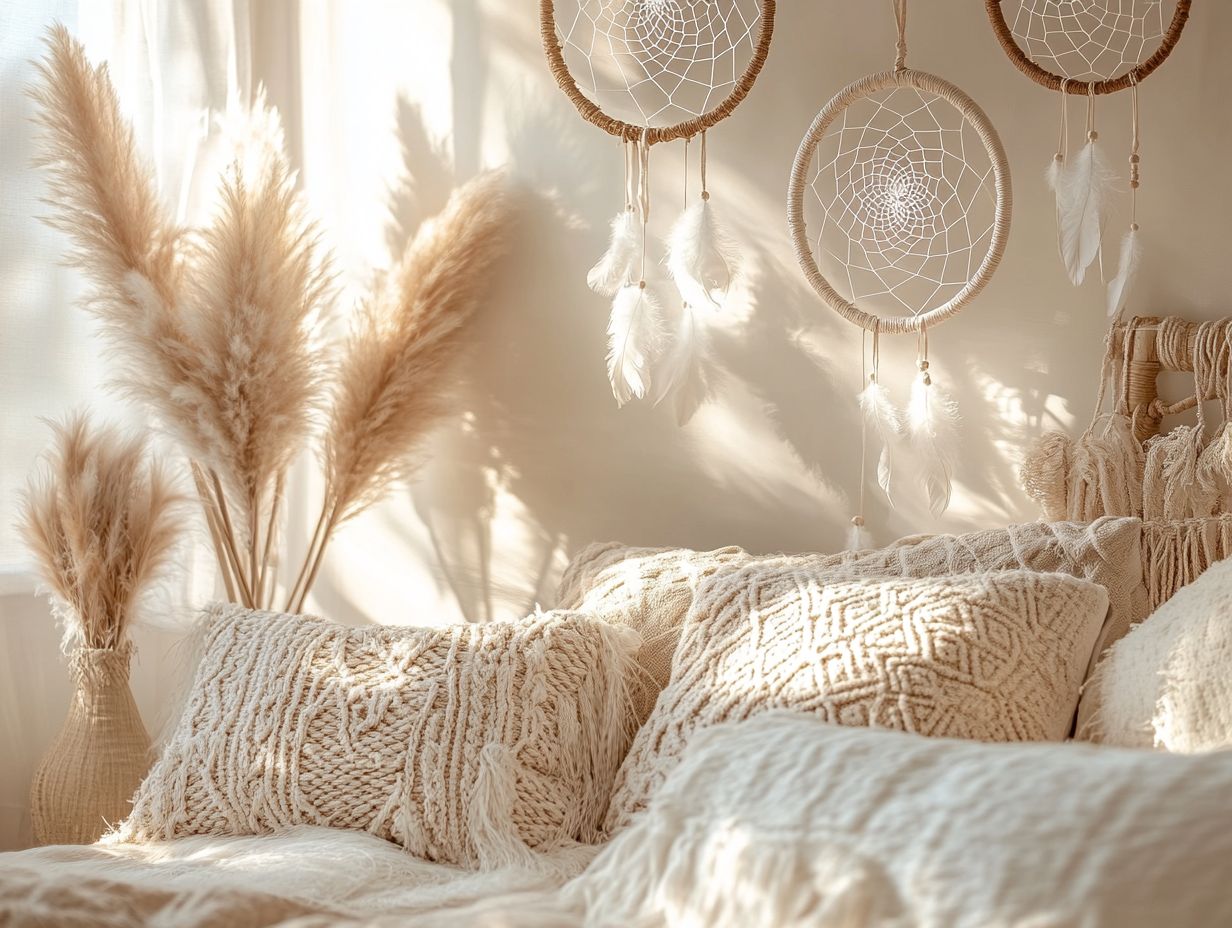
557,517,1146,725
576,713,1232,928
603,567,1109,832
1076,556,1232,751
119,604,638,868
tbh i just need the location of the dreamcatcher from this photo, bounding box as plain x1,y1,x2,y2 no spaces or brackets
996,1,1194,523
541,0,775,424
788,0,1012,547
986,0,1190,312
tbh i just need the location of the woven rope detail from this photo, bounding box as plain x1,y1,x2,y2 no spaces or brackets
1140,515,1232,615
985,0,1190,94
787,68,1012,334
540,0,776,145
120,605,637,867
603,568,1108,833
30,646,151,846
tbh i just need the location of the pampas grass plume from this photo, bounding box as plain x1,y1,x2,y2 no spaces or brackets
17,414,187,651
323,170,513,525
287,171,514,610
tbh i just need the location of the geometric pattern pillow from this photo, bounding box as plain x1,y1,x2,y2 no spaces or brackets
556,517,1146,732
603,567,1110,833
118,604,638,868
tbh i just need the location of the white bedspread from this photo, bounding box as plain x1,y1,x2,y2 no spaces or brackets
0,826,587,928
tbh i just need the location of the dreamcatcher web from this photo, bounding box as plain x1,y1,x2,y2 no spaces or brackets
807,87,998,319
555,0,760,128
1008,0,1173,81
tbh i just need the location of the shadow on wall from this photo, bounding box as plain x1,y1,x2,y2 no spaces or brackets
318,0,1232,626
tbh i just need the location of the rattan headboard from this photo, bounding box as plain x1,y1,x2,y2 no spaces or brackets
1110,315,1232,442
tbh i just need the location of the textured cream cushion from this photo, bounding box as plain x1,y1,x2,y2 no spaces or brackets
604,568,1109,832
575,712,1232,928
557,517,1147,725
120,604,638,868
1077,556,1232,751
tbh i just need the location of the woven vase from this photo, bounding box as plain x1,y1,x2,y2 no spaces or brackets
30,645,151,845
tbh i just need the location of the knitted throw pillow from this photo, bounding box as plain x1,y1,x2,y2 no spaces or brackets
576,713,1232,928
556,517,1146,727
119,604,638,868
1076,556,1232,751
604,568,1109,832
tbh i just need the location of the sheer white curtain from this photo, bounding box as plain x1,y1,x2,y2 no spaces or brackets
0,0,564,850
0,0,253,851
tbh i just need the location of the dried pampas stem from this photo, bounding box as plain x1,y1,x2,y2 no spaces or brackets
293,170,515,612
17,414,186,651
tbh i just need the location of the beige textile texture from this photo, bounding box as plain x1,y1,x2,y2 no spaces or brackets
0,825,583,928
1077,556,1232,751
30,646,151,846
1140,514,1232,612
555,542,753,726
557,517,1146,725
118,604,638,868
577,712,1232,928
604,568,1109,832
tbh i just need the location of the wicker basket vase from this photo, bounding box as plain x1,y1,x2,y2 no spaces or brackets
30,645,151,845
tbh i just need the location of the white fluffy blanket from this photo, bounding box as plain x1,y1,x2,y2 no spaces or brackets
0,826,584,928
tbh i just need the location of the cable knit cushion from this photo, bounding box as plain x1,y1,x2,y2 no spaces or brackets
1076,556,1232,751
575,712,1232,928
119,604,638,868
556,518,1147,728
604,567,1110,832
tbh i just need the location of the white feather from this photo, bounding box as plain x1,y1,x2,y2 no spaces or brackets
1106,227,1142,318
907,372,961,518
665,199,739,309
587,209,639,297
650,299,711,426
1055,137,1117,286
1045,154,1063,193
857,380,903,508
846,521,875,552
607,284,666,406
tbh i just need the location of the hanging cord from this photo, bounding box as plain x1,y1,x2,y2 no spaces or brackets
916,324,930,385
1054,77,1070,167
893,0,908,71
1129,74,1140,230
853,322,881,534
1085,83,1107,281
854,327,871,533
637,130,650,286
700,129,709,201
683,136,690,206
623,138,635,213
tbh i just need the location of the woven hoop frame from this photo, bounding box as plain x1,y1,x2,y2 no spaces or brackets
787,68,1012,335
986,0,1191,94
540,0,776,144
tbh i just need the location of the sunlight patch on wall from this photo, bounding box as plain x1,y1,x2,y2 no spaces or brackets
684,376,845,520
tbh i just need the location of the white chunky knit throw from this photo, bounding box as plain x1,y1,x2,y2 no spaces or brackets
1077,556,1232,752
118,604,639,868
557,518,1145,728
604,568,1110,833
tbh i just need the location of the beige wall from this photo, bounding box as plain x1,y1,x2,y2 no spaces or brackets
335,0,1231,624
